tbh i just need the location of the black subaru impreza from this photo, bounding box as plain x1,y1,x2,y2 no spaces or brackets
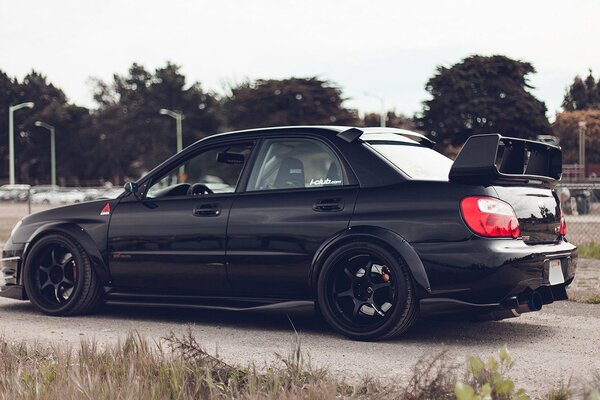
1,126,576,340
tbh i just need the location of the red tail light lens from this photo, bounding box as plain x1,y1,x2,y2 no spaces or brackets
460,196,521,239
559,209,567,236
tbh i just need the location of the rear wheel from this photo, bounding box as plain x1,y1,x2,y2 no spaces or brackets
317,241,417,340
23,234,103,316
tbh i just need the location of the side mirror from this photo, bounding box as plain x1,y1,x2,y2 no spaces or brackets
124,181,138,194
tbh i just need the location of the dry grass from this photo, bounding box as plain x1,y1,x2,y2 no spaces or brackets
0,329,598,399
0,329,462,400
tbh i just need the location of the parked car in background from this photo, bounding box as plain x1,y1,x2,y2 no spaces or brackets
0,184,31,201
31,188,86,205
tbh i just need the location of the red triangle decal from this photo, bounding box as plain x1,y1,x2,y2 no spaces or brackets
100,203,111,216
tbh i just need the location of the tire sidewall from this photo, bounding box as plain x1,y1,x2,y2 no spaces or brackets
317,241,414,341
23,234,89,316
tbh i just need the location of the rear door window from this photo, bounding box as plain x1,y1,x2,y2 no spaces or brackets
246,138,345,191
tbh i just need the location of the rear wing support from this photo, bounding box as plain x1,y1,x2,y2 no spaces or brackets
449,134,562,184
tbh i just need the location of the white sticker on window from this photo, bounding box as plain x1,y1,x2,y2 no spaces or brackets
309,178,342,186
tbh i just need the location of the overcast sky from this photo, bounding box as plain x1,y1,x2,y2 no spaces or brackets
1,0,599,118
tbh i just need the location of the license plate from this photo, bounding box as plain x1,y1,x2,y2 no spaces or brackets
548,259,565,285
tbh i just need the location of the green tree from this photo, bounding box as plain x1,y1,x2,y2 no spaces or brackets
0,69,89,184
91,62,221,181
0,70,20,179
552,109,600,164
223,77,357,130
419,55,550,147
361,111,418,130
562,70,599,111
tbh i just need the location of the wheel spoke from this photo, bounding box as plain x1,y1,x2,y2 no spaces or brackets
336,288,354,299
364,260,374,283
40,279,53,291
62,277,74,286
54,285,62,303
50,249,60,266
58,253,73,268
39,265,51,274
352,300,368,317
343,268,356,282
372,281,391,292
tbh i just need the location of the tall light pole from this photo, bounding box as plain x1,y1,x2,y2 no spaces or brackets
578,120,586,179
8,102,35,184
364,93,386,127
159,109,183,153
159,109,184,178
34,121,56,187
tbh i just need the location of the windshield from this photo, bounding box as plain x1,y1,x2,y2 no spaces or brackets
368,143,453,181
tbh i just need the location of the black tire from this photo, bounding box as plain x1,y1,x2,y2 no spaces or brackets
23,233,104,316
317,241,417,341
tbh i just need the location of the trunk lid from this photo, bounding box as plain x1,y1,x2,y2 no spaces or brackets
493,186,561,244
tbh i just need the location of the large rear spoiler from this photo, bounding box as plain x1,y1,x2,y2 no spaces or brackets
449,134,562,184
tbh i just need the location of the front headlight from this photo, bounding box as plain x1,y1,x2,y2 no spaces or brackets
10,220,22,238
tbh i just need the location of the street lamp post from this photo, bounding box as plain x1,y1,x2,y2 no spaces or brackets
8,102,35,184
34,121,56,187
159,109,184,178
578,121,586,179
159,109,183,154
364,93,386,127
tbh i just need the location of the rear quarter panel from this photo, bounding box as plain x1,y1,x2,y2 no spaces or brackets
350,181,491,243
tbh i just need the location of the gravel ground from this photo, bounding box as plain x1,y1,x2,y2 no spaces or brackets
0,297,598,398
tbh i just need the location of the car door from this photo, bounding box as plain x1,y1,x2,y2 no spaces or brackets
226,136,359,298
108,141,254,295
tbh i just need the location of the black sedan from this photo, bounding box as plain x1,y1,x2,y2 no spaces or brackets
1,126,577,340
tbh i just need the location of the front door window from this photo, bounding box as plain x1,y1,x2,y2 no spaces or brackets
147,143,253,198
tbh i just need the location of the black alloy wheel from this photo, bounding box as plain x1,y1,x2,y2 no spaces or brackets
317,241,417,340
23,234,103,316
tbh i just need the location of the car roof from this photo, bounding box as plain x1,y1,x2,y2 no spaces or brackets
197,125,431,145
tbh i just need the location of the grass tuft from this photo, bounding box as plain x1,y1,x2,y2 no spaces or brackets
578,242,600,260
585,295,600,304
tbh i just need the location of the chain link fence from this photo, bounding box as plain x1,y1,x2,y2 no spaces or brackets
558,183,600,245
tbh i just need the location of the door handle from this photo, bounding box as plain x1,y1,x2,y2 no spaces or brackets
193,203,221,217
313,198,344,212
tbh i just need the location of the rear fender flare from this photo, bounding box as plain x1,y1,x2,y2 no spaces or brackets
310,226,431,297
23,223,110,285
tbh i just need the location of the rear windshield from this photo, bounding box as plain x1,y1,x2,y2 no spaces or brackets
367,142,453,181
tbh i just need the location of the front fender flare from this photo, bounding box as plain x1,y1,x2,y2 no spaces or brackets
23,222,110,285
310,226,431,296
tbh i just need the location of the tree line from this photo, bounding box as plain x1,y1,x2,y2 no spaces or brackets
0,56,597,185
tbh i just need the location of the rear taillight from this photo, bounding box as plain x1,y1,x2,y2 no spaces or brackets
460,196,521,239
559,209,567,236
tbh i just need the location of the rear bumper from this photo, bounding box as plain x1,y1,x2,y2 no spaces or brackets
0,239,27,300
413,237,577,307
420,283,569,318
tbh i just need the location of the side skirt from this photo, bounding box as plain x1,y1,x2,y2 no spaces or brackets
105,292,315,313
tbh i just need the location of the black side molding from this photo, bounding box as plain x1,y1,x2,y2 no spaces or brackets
449,134,562,184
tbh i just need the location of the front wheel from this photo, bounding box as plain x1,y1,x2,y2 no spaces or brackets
23,233,103,316
317,241,417,341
